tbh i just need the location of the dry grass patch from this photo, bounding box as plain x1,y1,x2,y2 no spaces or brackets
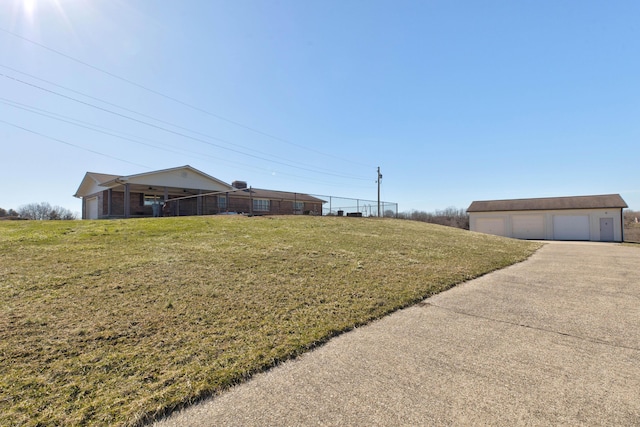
0,216,541,425
624,223,640,243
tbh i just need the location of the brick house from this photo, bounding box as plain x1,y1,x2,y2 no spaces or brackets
74,165,325,219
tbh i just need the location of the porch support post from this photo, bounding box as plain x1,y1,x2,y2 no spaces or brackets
107,189,112,217
249,186,253,216
124,183,130,218
163,187,169,217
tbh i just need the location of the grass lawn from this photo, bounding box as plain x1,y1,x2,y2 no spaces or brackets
0,216,541,426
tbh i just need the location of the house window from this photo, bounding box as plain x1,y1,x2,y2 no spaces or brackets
218,196,227,210
253,199,270,212
294,201,304,213
144,195,161,206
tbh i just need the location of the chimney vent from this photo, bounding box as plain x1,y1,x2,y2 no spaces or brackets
232,180,247,189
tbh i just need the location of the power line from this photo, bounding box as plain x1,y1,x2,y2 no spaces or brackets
0,118,151,169
0,64,372,181
1,97,371,189
2,71,372,182
0,97,189,157
0,27,373,169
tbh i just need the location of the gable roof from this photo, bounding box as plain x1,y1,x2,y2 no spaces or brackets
73,172,120,198
467,194,628,213
88,172,120,184
98,165,232,189
74,165,234,198
73,166,324,203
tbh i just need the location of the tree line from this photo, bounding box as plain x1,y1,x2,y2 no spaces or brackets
0,202,76,220
386,207,469,230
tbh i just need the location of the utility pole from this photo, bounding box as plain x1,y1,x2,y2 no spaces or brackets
377,166,382,217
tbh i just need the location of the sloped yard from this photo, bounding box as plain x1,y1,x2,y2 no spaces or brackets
0,216,541,426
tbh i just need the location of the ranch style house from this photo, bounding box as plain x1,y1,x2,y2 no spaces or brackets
74,165,325,219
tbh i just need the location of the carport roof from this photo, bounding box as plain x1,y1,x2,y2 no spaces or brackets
467,194,628,212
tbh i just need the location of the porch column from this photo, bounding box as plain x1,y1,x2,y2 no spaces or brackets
162,187,169,217
107,189,112,217
197,190,202,215
249,186,253,216
124,183,130,218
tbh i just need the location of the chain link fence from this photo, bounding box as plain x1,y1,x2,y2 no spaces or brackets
160,190,398,218
310,194,398,218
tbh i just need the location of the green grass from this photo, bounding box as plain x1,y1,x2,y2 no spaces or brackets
0,216,541,426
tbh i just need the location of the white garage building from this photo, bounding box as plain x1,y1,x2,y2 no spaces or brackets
467,194,627,242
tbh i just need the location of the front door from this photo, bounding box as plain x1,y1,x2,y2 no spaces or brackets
600,218,614,241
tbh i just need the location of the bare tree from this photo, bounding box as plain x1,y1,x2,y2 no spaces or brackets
384,209,396,218
17,202,76,220
624,209,639,226
396,207,469,230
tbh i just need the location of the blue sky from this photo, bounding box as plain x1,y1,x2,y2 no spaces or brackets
1,0,639,215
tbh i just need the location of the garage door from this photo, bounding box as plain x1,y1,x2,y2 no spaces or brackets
553,215,589,240
475,217,506,236
86,197,98,219
512,215,545,240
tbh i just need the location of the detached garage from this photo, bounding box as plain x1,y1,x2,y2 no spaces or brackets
467,194,628,242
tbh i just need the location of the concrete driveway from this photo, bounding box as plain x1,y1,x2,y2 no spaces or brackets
153,242,640,426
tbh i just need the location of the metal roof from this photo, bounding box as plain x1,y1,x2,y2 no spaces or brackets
467,194,628,213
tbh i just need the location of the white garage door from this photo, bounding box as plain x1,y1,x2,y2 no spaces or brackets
475,217,506,236
553,215,589,240
512,215,545,240
86,197,98,219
